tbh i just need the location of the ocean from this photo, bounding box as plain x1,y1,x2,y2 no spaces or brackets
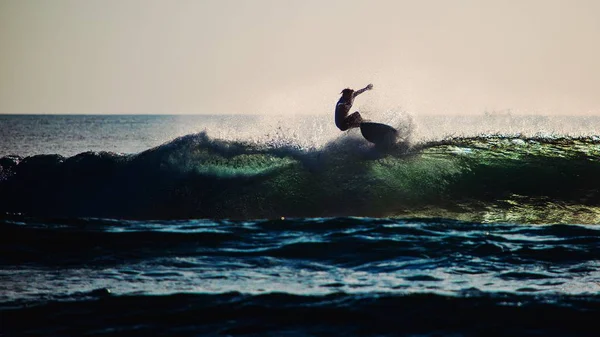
1,114,600,336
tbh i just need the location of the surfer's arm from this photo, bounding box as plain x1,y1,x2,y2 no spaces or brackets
353,84,374,98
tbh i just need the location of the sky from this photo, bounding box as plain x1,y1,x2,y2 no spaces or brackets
0,0,599,115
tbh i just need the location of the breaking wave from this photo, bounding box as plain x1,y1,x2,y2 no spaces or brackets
1,132,599,223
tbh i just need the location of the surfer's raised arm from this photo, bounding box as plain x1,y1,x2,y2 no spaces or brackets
353,83,373,98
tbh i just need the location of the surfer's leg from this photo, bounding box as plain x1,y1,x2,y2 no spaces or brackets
343,111,363,129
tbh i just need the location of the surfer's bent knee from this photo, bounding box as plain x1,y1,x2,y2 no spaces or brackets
337,111,363,131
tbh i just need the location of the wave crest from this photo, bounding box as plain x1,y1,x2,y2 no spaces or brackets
1,133,599,222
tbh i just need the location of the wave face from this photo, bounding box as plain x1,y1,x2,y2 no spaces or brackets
2,217,600,336
1,132,600,222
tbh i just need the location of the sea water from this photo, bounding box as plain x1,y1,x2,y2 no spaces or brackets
1,114,599,336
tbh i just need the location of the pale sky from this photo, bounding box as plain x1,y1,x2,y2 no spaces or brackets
1,0,599,115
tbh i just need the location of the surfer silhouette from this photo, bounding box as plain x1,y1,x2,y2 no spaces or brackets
334,83,373,131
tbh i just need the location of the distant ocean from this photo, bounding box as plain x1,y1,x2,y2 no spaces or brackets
1,114,600,336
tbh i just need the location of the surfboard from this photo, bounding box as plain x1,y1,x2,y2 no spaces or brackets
359,122,398,146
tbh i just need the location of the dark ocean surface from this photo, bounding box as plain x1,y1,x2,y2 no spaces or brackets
1,114,599,336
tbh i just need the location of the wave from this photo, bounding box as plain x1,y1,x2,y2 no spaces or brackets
3,291,600,336
2,216,598,268
1,132,600,222
3,217,599,335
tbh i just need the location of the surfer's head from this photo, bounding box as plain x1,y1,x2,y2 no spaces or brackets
340,88,354,97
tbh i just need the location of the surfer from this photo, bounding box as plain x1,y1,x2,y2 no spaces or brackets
334,83,373,131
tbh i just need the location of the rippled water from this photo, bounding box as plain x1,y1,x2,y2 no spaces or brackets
2,216,599,336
